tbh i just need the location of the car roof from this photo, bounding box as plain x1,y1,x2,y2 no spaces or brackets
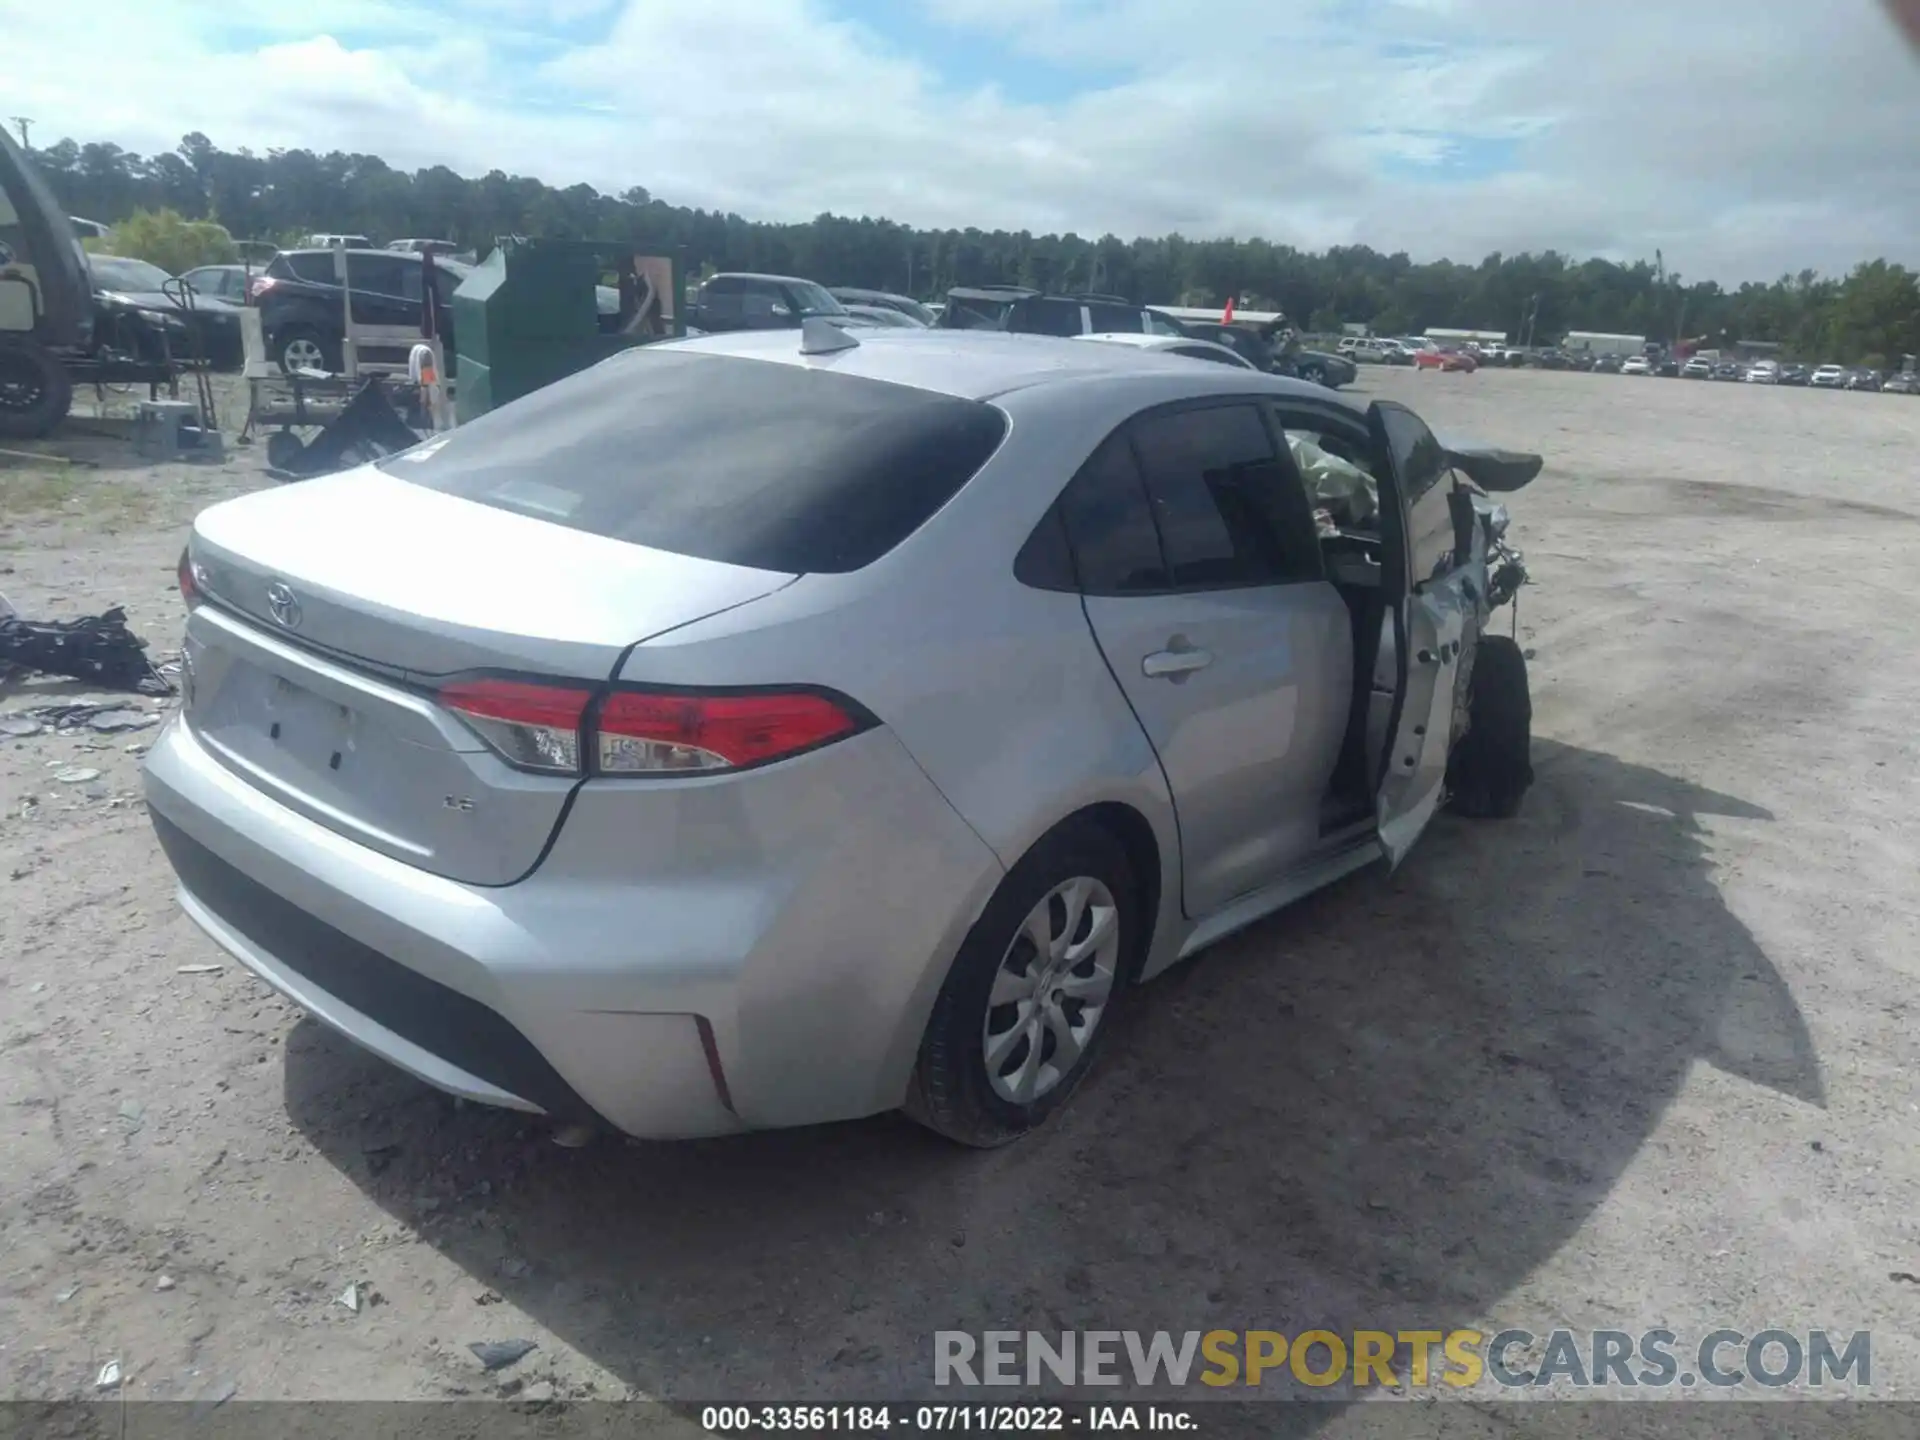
1077,333,1258,368
662,327,1346,408
947,285,1038,301
283,246,423,260
708,271,821,285
831,286,917,302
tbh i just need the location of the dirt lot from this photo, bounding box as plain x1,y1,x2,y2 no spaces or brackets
3,366,1919,1424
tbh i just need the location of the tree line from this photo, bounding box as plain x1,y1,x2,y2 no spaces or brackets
25,130,1920,367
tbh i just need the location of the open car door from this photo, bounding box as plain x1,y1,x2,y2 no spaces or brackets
1365,400,1477,866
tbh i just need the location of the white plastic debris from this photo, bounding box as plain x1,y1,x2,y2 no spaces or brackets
156,1275,177,1292
95,1360,122,1390
55,767,102,784
336,1282,362,1314
176,964,222,975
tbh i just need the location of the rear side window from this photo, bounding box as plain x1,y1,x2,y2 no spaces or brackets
1130,405,1321,589
286,252,338,284
1378,403,1448,505
1055,433,1169,594
1087,303,1145,333
346,254,414,298
382,350,1009,574
1026,299,1085,337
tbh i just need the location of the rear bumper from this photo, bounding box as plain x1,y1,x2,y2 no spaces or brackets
143,713,1003,1139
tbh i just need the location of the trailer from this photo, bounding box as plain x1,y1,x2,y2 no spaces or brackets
1561,331,1647,359
0,129,91,437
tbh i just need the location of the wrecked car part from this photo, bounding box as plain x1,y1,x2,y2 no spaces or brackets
0,606,172,694
269,376,425,479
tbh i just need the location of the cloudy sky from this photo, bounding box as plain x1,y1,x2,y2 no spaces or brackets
5,0,1919,283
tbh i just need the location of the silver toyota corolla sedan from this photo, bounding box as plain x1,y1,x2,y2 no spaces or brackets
145,325,1539,1147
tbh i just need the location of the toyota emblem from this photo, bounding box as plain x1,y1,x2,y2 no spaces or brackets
265,581,302,629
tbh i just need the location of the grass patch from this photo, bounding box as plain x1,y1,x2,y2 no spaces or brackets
0,466,164,531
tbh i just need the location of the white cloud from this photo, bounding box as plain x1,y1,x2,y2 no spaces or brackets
4,0,1918,281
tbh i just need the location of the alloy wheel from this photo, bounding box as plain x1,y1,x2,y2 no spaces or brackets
282,337,325,371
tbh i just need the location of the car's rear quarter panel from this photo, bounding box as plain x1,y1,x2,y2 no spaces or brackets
608,376,1206,1030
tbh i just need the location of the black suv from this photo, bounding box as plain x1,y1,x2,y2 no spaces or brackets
252,248,469,374
687,273,851,332
937,285,1187,338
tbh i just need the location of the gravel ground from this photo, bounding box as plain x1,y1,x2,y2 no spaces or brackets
2,367,1918,1429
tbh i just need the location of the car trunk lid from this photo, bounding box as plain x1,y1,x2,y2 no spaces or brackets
183,466,795,884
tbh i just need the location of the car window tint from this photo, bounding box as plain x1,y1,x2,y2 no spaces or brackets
1130,404,1320,589
1087,302,1144,332
1055,431,1168,594
1027,299,1084,337
1145,312,1187,336
287,252,338,284
381,349,1008,574
1378,404,1448,505
346,255,414,298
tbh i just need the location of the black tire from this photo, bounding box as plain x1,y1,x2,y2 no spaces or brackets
274,324,335,375
1298,361,1327,386
1446,635,1533,819
265,430,306,474
905,821,1141,1147
0,342,74,440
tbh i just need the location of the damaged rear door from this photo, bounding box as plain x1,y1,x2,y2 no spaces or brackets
1365,400,1475,866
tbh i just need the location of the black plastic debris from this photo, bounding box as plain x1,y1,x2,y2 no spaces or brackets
0,607,172,695
269,376,426,480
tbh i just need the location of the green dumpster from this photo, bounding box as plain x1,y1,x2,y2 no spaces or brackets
451,239,684,425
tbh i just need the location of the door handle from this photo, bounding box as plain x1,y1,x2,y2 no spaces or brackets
1142,643,1214,680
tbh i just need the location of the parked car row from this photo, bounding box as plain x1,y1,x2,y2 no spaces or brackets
1666,357,1915,391
85,253,246,370
686,275,1361,388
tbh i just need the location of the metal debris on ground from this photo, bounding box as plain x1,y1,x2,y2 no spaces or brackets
55,1283,80,1303
85,709,158,733
468,1339,538,1372
156,1275,176,1291
54,767,102,784
13,701,166,733
336,1282,363,1314
176,964,222,975
0,717,43,737
95,1361,122,1390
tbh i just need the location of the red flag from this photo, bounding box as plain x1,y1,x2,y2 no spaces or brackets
1222,296,1236,324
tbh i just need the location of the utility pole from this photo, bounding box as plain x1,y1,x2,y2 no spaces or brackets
9,117,31,151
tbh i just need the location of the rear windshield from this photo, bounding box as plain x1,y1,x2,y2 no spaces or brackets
381,348,1009,574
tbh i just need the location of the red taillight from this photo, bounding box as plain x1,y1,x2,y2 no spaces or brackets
438,678,866,777
439,678,592,775
596,689,862,774
178,546,202,607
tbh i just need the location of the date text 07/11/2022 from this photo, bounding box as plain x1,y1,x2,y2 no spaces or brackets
700,1404,1196,1432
